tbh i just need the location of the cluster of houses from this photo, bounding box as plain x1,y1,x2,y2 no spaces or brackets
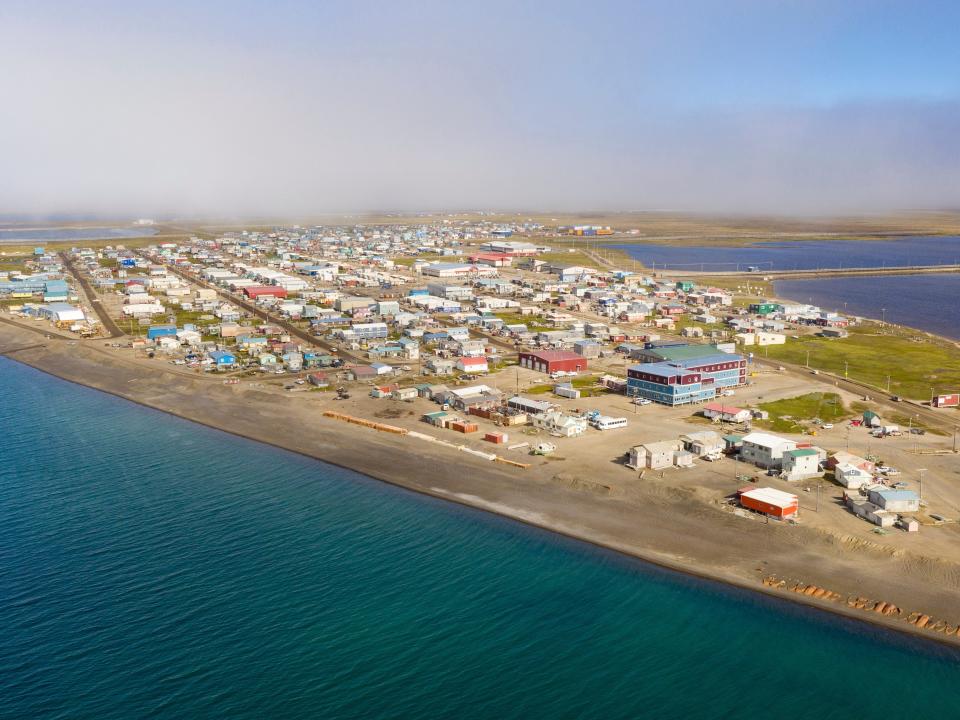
0,250,94,333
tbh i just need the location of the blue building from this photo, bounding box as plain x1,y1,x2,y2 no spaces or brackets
147,324,178,340
627,350,746,406
209,350,237,367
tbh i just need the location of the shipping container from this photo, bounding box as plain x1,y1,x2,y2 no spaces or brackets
484,432,507,444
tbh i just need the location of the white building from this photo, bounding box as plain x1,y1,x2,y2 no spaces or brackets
739,432,797,469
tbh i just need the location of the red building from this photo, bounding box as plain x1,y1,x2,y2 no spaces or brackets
518,350,587,374
737,487,799,520
468,253,513,268
243,285,288,299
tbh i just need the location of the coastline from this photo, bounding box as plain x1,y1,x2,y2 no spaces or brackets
3,320,960,650
772,276,960,343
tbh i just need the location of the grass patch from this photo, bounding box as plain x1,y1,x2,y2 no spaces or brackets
763,323,960,400
756,392,849,433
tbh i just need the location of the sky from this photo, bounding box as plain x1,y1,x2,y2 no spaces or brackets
1,0,959,218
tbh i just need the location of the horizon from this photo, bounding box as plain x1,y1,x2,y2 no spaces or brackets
2,1,960,217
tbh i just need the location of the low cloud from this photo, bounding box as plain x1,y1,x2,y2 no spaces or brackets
1,2,958,218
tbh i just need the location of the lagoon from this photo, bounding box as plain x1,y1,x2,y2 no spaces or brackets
610,235,960,272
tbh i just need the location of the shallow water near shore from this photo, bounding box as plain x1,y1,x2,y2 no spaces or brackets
2,357,958,719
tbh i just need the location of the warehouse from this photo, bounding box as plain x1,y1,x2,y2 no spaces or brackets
518,350,587,374
38,302,85,323
738,487,799,520
243,286,288,300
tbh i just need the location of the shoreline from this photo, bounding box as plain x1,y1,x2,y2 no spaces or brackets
771,276,960,343
3,321,960,652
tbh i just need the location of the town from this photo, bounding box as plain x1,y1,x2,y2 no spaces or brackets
3,220,958,553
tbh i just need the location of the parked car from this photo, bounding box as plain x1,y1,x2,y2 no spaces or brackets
821,423,834,429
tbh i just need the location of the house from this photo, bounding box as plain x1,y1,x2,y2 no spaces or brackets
347,365,380,381
518,350,587,374
739,432,797,469
834,463,873,489
393,387,419,401
209,350,236,367
702,403,752,424
573,339,602,359
370,362,394,376
456,356,489,374
307,372,330,388
825,451,874,474
627,440,681,470
845,493,897,528
781,448,822,481
679,431,724,459
531,410,588,437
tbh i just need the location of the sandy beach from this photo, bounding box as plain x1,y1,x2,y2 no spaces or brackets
4,317,960,648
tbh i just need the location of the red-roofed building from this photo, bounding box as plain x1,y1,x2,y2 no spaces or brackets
456,356,489,374
468,253,513,268
702,403,752,423
244,286,288,299
518,350,587,374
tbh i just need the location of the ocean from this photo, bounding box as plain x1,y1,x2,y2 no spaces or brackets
608,235,960,272
774,273,960,340
2,357,958,719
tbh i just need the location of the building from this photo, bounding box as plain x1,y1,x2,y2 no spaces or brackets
679,431,725,459
507,396,555,415
468,253,513,268
209,350,236,367
573,339,602,359
627,440,682,470
627,344,746,406
147,324,178,340
867,487,920,512
456,356,489,374
701,403,752,423
518,350,587,374
479,240,539,256
531,410,588,437
243,286,288,300
781,448,822,481
38,303,85,323
738,487,799,519
834,463,873,489
420,262,496,278
426,283,473,300
739,432,797,469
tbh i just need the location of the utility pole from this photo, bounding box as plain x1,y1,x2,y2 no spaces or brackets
918,468,927,501
886,375,891,393
844,361,848,378
805,349,810,368
816,481,821,513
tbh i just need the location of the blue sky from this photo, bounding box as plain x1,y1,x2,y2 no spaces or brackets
1,0,958,215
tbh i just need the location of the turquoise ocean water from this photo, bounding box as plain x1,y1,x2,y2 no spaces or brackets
1,357,958,718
